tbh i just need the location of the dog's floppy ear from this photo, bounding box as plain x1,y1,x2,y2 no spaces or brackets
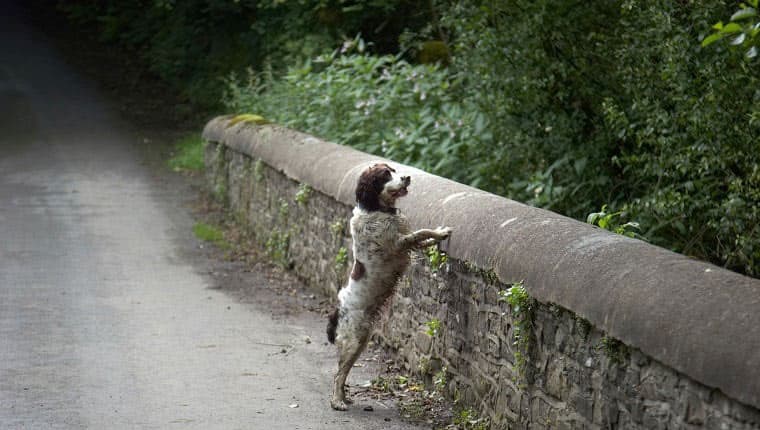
356,171,381,211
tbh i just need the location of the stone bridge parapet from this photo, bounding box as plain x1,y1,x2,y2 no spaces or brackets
203,116,760,429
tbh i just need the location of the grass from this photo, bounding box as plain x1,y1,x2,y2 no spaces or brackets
168,134,205,172
193,222,229,249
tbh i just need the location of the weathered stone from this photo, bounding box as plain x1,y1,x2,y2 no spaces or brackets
414,329,432,354
569,388,594,423
544,358,567,400
685,392,707,426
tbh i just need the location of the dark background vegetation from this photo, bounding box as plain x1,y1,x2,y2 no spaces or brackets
59,0,760,277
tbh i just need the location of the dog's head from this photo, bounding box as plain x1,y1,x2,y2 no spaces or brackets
355,163,410,212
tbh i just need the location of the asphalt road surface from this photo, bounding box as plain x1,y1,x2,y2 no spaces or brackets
0,4,421,429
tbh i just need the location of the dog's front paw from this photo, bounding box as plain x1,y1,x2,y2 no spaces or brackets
331,398,349,411
434,226,453,240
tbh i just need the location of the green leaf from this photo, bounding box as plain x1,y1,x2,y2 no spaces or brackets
730,7,757,21
713,21,724,30
720,23,743,34
701,32,725,47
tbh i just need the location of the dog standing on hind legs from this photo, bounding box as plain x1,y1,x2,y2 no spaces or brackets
326,163,452,411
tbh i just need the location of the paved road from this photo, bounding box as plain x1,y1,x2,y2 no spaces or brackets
0,4,419,429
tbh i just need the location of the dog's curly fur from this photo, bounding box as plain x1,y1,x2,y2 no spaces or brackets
326,163,452,411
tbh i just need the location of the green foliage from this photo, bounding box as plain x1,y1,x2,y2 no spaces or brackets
60,0,431,108
371,375,392,393
498,282,530,315
425,319,442,337
437,1,760,277
453,408,489,430
702,0,759,60
265,229,290,268
498,281,534,383
586,205,643,239
168,134,205,172
426,245,448,273
599,2,760,276
295,183,312,206
433,367,448,392
334,246,348,271
193,222,229,248
277,198,289,220
223,40,490,186
330,220,344,237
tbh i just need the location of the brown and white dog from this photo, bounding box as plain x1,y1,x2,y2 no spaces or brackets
326,163,452,411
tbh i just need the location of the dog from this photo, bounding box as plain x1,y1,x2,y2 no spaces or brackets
326,163,452,411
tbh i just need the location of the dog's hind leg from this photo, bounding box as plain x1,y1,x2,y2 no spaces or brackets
331,327,370,411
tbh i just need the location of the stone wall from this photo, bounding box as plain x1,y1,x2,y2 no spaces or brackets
203,118,760,429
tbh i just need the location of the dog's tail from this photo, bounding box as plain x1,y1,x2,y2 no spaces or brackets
326,308,339,344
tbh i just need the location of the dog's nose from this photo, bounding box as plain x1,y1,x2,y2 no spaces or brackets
401,176,410,185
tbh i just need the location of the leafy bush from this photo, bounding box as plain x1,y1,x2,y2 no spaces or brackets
59,0,431,108
435,0,760,276
223,40,492,187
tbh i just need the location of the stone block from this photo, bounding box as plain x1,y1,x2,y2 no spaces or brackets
544,358,568,401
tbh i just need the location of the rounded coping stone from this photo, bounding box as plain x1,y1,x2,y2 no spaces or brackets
203,115,760,410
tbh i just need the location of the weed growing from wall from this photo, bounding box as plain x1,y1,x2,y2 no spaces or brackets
425,319,442,337
330,220,344,238
277,198,289,221
498,281,535,386
334,246,348,272
295,183,312,206
426,245,448,273
265,229,290,268
433,367,448,392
